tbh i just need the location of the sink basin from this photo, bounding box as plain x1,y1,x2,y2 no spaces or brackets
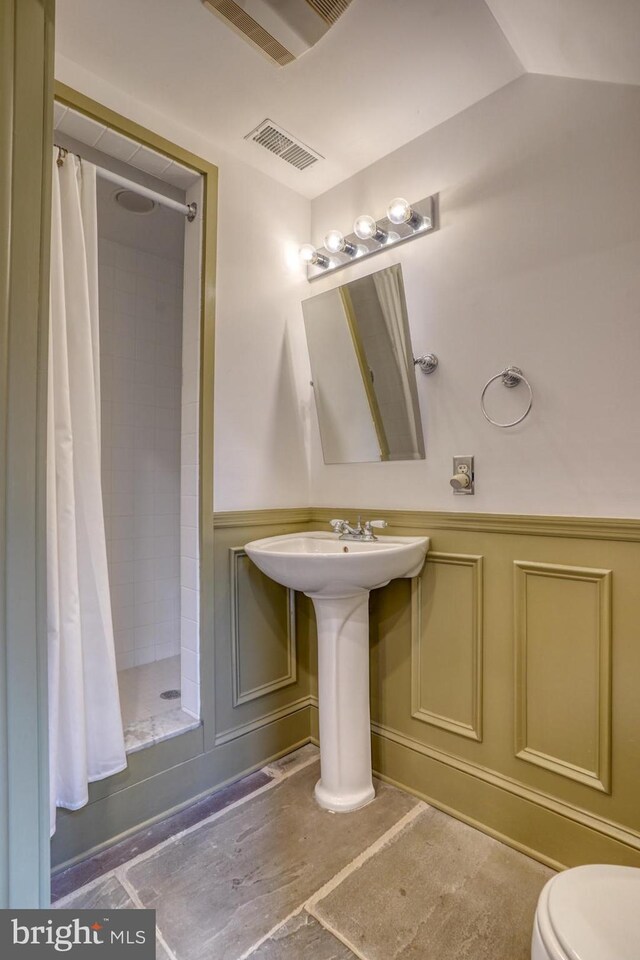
244,531,428,597
245,530,429,813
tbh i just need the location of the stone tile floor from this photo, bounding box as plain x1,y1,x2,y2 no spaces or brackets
53,744,553,959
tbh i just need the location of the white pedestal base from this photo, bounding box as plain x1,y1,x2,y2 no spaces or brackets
308,589,375,813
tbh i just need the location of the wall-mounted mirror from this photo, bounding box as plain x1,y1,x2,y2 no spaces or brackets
302,264,425,464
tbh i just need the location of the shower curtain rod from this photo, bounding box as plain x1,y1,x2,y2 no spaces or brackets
55,144,197,221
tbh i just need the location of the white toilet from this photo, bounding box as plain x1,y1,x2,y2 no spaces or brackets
532,864,640,959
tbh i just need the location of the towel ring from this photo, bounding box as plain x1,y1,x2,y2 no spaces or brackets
481,366,533,428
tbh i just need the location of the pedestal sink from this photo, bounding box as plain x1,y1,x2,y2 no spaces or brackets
244,531,429,812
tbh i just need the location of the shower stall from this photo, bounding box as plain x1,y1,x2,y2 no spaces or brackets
49,103,204,830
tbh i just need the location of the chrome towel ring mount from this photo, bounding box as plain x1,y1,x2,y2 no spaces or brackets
481,365,533,428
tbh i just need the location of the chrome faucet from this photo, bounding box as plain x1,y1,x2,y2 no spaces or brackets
329,517,388,541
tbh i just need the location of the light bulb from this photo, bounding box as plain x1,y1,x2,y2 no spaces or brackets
387,198,411,224
387,197,423,229
353,215,376,240
353,215,388,243
324,229,357,256
324,230,344,253
299,243,329,268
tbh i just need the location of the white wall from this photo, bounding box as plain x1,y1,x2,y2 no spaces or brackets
59,59,640,521
308,74,640,518
212,161,311,510
56,55,312,513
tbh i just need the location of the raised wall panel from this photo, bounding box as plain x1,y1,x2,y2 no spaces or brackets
230,548,297,707
411,553,484,741
514,561,612,792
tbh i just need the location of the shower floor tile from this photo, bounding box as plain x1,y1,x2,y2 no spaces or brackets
53,745,553,960
118,655,182,724
117,654,198,752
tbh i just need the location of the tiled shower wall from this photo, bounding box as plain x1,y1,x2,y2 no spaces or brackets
99,237,183,670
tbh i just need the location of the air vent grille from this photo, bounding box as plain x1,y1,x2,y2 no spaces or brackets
246,120,322,171
304,0,352,26
202,0,295,66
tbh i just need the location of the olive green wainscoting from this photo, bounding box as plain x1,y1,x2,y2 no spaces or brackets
214,507,640,871
214,507,640,870
53,505,640,872
308,508,640,870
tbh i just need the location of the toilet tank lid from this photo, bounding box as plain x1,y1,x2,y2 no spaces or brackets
546,865,640,960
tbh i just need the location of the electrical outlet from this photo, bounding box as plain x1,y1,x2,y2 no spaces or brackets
452,456,474,495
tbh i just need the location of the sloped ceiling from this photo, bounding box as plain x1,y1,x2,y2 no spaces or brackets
54,0,523,198
486,0,640,86
54,0,640,199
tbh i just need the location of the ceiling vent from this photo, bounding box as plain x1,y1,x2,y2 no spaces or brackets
304,0,351,25
201,0,354,66
245,119,323,170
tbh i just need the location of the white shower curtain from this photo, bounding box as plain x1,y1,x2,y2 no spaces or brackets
372,267,422,456
48,150,127,835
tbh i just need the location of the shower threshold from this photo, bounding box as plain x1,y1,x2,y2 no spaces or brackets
118,655,200,754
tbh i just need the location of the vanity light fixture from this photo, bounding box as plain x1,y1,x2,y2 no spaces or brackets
301,192,438,280
324,229,357,257
354,214,389,244
299,243,329,268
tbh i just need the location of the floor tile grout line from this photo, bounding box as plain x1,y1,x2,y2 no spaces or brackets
239,801,427,959
117,873,180,960
52,754,321,908
116,871,146,909
154,926,179,960
237,905,306,960
306,905,370,960
305,802,427,909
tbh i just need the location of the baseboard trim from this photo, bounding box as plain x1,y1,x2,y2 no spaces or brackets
372,768,566,873
214,697,314,747
310,715,640,866
370,721,640,861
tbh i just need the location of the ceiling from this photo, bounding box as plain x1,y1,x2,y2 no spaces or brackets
55,0,640,200
485,0,640,86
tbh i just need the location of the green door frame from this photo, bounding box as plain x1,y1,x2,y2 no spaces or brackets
0,0,55,908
